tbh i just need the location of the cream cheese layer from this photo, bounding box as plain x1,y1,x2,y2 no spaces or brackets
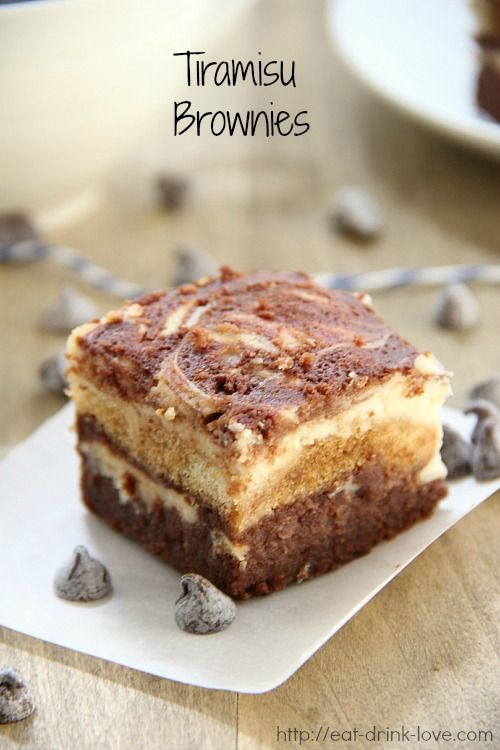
81,440,199,523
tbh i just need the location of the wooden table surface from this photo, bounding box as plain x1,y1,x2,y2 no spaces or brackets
1,2,499,748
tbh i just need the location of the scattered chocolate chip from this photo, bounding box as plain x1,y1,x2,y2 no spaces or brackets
472,417,500,481
330,185,384,240
54,545,112,602
156,174,189,211
0,212,38,247
171,246,217,287
0,667,35,724
39,284,98,334
175,573,236,634
434,283,480,331
39,351,67,395
468,373,500,410
441,424,473,480
464,399,500,443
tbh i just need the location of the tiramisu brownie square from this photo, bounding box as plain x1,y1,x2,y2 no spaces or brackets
473,0,500,121
66,268,451,598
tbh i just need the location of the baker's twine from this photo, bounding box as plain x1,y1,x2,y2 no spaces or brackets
2,239,500,297
0,240,146,298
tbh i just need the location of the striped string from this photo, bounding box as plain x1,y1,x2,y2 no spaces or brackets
314,264,500,291
0,240,147,298
1,238,500,297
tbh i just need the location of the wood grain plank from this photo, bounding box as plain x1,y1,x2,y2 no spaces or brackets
0,630,237,750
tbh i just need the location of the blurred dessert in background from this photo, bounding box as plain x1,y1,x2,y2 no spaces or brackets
474,0,500,121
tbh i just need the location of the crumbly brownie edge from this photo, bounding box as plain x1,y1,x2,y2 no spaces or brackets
81,453,447,599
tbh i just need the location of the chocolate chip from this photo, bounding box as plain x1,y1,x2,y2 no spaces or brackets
330,186,384,241
171,246,217,287
39,351,67,395
464,399,500,443
156,174,189,211
0,667,35,724
434,283,480,331
441,424,473,480
468,374,500,410
0,212,38,247
175,573,236,634
472,417,500,481
54,545,112,602
39,284,98,334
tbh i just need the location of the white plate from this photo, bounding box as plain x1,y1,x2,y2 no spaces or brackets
328,0,500,158
0,405,498,694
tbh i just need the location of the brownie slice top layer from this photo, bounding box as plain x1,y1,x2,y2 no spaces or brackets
70,268,432,444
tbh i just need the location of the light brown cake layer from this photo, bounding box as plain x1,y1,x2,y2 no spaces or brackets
75,382,445,525
78,404,445,534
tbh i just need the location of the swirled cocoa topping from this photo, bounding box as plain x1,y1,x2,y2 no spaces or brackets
73,268,421,443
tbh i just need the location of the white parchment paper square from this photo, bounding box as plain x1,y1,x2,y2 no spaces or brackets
0,404,498,693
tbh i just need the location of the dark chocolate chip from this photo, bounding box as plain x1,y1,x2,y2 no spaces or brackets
472,417,500,481
0,212,38,247
464,399,500,444
39,351,68,395
156,174,189,211
54,545,112,602
171,246,217,287
0,667,35,724
434,284,480,331
175,573,236,634
330,185,383,240
441,424,473,480
468,374,500,410
39,285,98,334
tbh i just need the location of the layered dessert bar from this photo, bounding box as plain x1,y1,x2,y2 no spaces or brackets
66,268,451,598
473,0,500,121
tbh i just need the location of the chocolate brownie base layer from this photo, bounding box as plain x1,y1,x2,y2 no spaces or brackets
81,453,446,598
